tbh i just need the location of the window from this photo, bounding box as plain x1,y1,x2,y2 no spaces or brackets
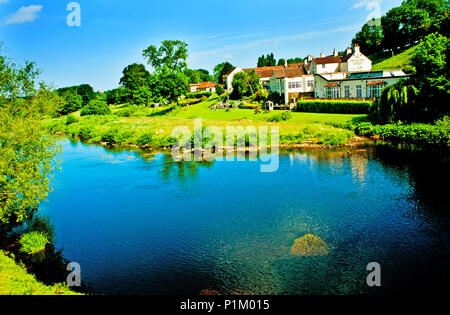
307,81,314,88
322,64,326,69
288,81,301,89
356,85,362,98
368,85,383,98
345,86,350,98
324,86,340,98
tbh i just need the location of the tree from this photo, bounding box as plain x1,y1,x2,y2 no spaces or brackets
105,87,127,105
119,63,152,104
215,84,225,96
76,84,96,106
352,22,384,56
410,32,449,120
257,53,276,67
381,0,449,52
184,69,213,84
213,62,235,85
60,91,83,115
149,68,189,102
0,47,58,229
143,40,188,72
80,99,112,116
230,70,261,100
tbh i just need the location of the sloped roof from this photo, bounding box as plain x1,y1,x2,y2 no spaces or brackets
273,67,305,79
341,52,354,63
189,81,221,89
314,55,343,65
222,67,237,79
367,81,387,86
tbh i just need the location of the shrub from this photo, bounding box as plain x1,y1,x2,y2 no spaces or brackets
101,128,118,144
296,100,373,114
137,132,154,145
267,111,292,122
65,114,79,125
58,92,83,115
80,100,112,116
215,85,225,96
186,91,212,99
353,121,450,145
78,127,92,140
19,232,49,255
116,105,139,117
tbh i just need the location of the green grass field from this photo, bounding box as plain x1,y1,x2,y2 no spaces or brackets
371,46,417,71
0,251,81,295
44,96,368,147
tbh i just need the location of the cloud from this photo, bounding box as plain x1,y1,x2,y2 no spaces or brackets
0,0,10,4
5,5,43,25
190,23,361,59
351,0,383,10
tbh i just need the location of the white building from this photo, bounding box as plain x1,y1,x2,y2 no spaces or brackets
223,61,314,104
309,44,409,99
314,70,409,99
223,44,410,104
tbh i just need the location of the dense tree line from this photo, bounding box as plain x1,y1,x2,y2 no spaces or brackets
353,0,449,56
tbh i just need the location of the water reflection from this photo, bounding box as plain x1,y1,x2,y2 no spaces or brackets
37,140,450,295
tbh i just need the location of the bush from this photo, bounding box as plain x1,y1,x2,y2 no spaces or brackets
19,232,49,255
80,100,112,116
267,111,292,122
186,91,212,99
65,114,79,125
116,105,139,117
215,85,225,96
296,100,373,114
137,132,154,145
354,120,450,146
59,92,83,115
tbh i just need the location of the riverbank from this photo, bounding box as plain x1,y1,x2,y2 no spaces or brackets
0,251,81,295
43,96,369,149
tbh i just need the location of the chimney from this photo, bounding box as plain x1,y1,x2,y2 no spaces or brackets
355,43,360,54
308,55,313,62
320,51,325,58
304,58,308,65
333,49,338,57
347,47,352,55
285,58,288,68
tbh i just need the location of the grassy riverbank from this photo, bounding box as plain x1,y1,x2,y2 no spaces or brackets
0,251,81,295
43,95,366,148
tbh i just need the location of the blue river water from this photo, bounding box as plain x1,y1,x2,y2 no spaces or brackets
39,140,450,295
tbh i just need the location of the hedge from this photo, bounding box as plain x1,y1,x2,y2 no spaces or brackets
296,100,373,114
354,122,449,146
186,91,212,99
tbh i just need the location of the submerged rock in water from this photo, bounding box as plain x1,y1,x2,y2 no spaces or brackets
290,234,330,257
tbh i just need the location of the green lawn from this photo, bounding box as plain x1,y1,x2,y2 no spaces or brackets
371,46,417,71
167,95,364,124
0,251,82,295
44,96,368,147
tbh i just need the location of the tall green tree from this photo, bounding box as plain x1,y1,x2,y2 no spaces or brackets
143,40,188,72
119,63,152,104
410,32,450,119
0,48,59,229
352,22,384,56
230,70,261,100
213,62,235,85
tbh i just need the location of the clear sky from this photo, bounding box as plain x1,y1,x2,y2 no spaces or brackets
0,0,403,91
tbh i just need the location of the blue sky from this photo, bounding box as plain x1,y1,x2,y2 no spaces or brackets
0,0,402,91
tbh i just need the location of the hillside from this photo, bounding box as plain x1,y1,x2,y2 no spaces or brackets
371,46,417,71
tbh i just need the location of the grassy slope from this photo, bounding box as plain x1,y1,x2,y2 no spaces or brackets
44,96,367,146
371,46,417,71
0,251,81,295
